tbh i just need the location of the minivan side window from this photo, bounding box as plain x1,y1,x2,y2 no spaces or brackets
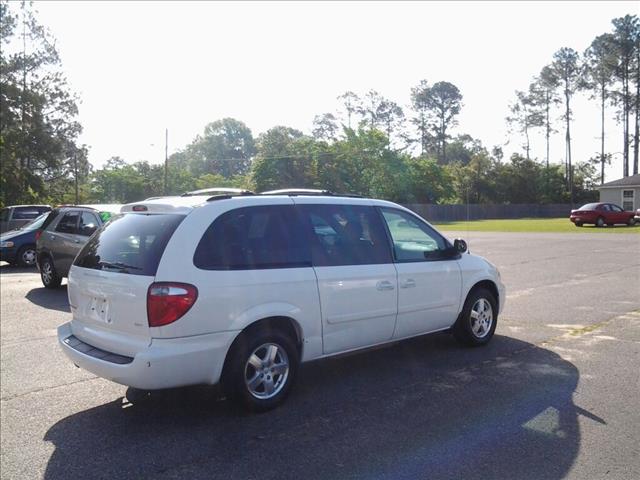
299,204,392,267
381,208,448,262
12,207,42,220
194,205,311,270
55,212,80,234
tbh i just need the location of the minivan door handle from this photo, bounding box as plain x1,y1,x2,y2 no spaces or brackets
400,279,416,289
376,280,395,291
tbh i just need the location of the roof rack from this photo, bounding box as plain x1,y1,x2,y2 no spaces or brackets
259,188,362,198
182,187,254,197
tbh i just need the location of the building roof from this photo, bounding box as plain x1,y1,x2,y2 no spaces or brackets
598,174,640,188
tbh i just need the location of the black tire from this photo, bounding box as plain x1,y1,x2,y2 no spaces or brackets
452,288,498,347
40,256,62,289
595,217,605,228
16,245,37,267
575,222,583,227
628,218,635,226
223,327,299,412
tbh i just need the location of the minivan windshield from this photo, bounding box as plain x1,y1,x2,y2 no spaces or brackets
18,212,48,231
74,213,185,276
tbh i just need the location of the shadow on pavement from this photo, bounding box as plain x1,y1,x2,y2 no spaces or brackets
0,263,36,273
25,286,69,313
43,334,591,480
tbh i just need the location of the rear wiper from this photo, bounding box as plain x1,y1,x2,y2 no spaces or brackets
98,261,142,272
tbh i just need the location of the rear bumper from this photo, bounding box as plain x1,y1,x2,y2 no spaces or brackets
58,322,239,390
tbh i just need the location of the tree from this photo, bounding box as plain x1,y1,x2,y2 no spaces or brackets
190,118,256,178
530,67,560,170
506,90,542,160
582,33,617,184
312,113,339,141
410,80,431,156
610,15,640,176
251,126,308,191
377,99,405,147
425,81,463,164
0,0,88,206
337,91,361,129
547,47,581,202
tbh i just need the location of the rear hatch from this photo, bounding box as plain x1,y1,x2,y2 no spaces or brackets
67,213,185,356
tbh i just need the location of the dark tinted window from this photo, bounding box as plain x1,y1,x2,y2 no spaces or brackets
0,209,10,222
74,213,184,276
194,205,310,270
55,212,80,234
13,207,42,220
299,204,391,267
78,212,99,236
41,210,60,231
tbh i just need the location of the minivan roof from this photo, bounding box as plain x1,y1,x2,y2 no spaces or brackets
2,205,51,209
121,196,212,214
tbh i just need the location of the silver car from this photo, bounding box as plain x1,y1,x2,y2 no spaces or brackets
36,205,121,288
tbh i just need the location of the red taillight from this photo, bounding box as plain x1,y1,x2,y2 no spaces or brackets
35,230,42,241
147,282,198,327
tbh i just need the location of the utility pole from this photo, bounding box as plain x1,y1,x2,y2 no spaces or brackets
74,152,79,204
164,128,168,195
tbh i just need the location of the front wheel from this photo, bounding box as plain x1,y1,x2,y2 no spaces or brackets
40,256,62,289
452,288,498,347
17,245,37,267
223,328,299,412
575,222,583,227
628,218,636,226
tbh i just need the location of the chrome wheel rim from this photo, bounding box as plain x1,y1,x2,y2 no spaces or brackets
244,343,289,400
22,248,36,266
470,298,493,338
41,261,53,284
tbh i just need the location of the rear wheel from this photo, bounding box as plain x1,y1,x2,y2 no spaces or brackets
452,288,498,347
17,245,37,267
595,217,605,228
223,328,299,412
40,256,62,289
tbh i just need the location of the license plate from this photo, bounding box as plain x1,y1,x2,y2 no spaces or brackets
88,296,110,323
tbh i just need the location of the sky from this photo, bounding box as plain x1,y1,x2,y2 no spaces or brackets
30,0,638,182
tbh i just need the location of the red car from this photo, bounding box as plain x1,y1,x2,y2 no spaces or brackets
570,202,636,227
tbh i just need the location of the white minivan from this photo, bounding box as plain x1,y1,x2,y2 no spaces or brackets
58,192,505,411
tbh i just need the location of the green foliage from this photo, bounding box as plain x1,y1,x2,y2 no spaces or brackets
0,0,89,207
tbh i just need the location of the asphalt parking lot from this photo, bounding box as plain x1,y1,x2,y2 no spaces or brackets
1,231,639,480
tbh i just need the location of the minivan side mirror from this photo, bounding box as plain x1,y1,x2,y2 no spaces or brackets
453,238,468,254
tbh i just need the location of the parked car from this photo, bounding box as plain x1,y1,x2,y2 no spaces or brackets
569,202,636,227
36,204,122,288
0,205,51,233
57,192,505,412
635,208,640,224
0,212,49,267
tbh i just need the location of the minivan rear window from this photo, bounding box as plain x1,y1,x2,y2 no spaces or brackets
74,213,184,276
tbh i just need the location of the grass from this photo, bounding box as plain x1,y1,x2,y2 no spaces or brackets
433,217,640,234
